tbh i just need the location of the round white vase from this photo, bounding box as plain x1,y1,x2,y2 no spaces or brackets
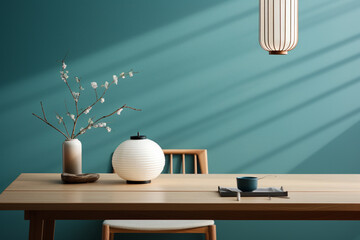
62,139,82,174
112,134,165,184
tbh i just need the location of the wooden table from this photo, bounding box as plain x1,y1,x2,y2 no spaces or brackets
1,174,360,240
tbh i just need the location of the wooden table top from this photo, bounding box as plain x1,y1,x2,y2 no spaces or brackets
0,173,360,210
5,173,360,192
1,173,360,219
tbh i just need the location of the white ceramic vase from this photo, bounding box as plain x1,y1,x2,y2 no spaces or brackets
112,135,165,184
62,139,82,174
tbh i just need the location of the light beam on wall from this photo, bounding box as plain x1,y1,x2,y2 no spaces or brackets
259,0,298,55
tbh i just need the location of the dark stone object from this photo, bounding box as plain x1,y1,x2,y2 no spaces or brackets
61,173,100,184
127,180,151,184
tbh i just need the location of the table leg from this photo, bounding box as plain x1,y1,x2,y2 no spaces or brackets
29,213,44,240
43,219,55,240
26,211,55,240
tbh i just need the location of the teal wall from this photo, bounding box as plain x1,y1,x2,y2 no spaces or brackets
1,0,360,239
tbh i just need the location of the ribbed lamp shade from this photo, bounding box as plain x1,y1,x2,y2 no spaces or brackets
112,136,165,184
259,0,298,55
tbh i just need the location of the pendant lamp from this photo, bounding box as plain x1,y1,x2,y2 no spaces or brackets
259,0,298,55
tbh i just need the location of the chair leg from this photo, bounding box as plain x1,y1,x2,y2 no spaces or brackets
102,224,110,240
205,231,209,240
208,225,216,240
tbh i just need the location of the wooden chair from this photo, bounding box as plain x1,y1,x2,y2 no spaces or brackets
102,149,216,240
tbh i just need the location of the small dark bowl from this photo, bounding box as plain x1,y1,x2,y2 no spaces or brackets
236,176,258,192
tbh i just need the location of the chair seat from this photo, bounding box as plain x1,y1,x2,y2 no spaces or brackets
103,220,215,231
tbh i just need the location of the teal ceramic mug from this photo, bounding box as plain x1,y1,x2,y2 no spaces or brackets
236,176,258,192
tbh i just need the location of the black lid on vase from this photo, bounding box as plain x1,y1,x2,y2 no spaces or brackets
130,132,147,140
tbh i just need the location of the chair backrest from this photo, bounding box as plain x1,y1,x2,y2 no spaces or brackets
163,149,208,174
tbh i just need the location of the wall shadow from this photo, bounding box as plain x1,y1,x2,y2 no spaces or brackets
3,6,359,117
0,0,228,86
128,33,360,140
81,7,258,80
156,52,360,145
290,120,360,173
214,32,360,98
232,107,360,172
207,75,360,149
301,0,360,30
78,48,360,154
0,6,258,115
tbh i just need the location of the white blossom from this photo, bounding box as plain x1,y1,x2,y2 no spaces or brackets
72,92,80,99
84,107,92,114
98,122,106,128
91,82,98,89
101,81,109,89
106,126,111,132
75,77,80,83
62,62,67,69
129,71,134,77
113,75,118,85
67,113,75,121
100,97,105,103
56,115,63,124
88,118,93,124
117,108,123,115
79,127,86,135
80,86,84,91
120,72,125,79
60,71,68,82
93,124,98,128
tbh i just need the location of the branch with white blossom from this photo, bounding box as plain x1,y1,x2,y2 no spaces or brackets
33,102,70,139
56,112,70,137
73,104,141,138
33,59,140,140
71,70,136,138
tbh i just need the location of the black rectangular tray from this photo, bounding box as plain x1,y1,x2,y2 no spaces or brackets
218,186,288,197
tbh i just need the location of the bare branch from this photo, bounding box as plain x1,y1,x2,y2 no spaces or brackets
62,121,70,138
65,101,73,117
62,51,69,63
64,80,76,102
32,113,69,139
56,111,70,138
40,101,47,121
73,105,141,138
95,104,141,123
